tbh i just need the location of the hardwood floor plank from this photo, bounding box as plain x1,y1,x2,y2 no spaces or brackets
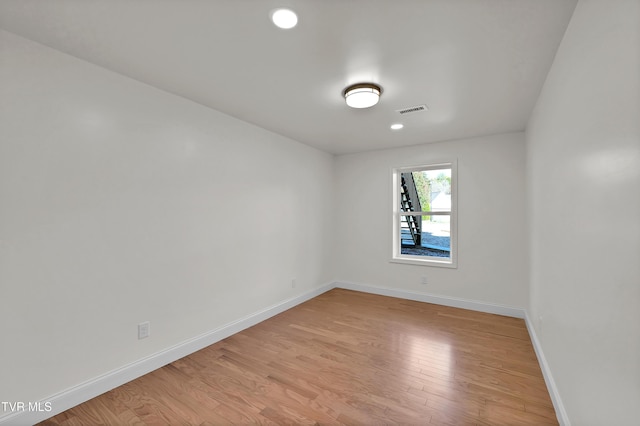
40,289,557,425
480,400,558,425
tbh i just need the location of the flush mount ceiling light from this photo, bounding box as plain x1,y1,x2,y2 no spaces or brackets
271,8,298,29
343,83,382,109
390,123,404,130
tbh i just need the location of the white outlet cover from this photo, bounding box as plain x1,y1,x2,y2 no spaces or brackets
138,322,150,339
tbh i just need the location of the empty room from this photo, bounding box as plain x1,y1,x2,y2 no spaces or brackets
1,1,638,425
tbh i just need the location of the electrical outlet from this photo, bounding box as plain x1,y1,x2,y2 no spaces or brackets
138,322,150,340
538,315,543,335
421,276,428,285
291,278,297,288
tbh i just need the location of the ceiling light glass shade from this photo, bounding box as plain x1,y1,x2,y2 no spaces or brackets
343,83,382,108
271,9,298,29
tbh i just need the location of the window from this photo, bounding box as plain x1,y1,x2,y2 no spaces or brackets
392,161,457,267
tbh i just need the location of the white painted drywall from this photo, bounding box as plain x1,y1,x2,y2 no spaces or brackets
333,133,528,308
526,0,640,424
0,30,334,408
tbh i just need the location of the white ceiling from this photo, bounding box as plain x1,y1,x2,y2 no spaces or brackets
0,0,577,155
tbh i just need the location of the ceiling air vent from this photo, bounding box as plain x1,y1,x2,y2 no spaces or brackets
396,104,428,115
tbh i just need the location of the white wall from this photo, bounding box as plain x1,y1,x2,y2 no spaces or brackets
526,0,640,424
0,30,334,408
333,133,528,308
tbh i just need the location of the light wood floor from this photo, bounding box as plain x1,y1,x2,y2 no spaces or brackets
41,289,557,425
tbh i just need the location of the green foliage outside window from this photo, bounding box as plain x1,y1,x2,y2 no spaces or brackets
412,172,431,221
412,170,451,221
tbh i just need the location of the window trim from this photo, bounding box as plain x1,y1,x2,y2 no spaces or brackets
390,160,458,268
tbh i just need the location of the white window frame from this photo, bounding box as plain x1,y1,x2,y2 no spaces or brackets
391,160,458,268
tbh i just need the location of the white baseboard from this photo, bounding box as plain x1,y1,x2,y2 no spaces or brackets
335,280,526,318
524,313,570,426
0,282,334,426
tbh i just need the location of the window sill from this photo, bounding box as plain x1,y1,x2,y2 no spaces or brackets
390,256,457,268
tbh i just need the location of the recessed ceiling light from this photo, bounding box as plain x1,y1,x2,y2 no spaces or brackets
271,8,298,29
343,83,382,109
390,123,404,130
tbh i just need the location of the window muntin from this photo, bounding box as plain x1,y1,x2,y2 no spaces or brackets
392,163,457,268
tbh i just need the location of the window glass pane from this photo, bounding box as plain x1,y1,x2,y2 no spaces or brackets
400,214,450,258
400,169,451,213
